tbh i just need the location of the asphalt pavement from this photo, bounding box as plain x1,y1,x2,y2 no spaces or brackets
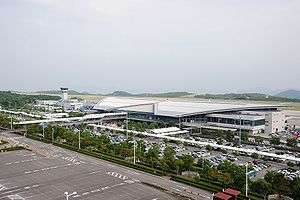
0,131,212,200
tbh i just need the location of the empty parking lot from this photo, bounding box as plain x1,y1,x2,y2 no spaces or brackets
0,150,177,200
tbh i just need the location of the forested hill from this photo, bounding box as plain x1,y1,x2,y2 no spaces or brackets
108,91,193,98
0,91,60,109
194,93,300,102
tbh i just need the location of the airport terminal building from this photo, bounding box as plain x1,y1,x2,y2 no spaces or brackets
93,97,286,135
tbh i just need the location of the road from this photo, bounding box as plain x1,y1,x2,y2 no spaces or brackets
0,131,212,200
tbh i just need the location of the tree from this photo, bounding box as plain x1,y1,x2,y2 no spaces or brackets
264,171,291,195
241,132,249,142
162,146,176,170
286,138,298,148
181,155,194,171
146,145,160,168
205,145,212,151
270,137,280,145
175,159,184,174
226,131,235,142
291,177,300,200
251,153,259,159
249,179,272,197
197,158,213,178
217,161,246,190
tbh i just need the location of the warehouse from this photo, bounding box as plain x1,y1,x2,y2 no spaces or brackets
93,97,285,134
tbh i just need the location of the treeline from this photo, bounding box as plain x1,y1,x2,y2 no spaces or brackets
0,91,60,109
127,121,175,132
194,93,300,102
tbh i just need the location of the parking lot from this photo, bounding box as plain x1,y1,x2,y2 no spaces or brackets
0,150,177,200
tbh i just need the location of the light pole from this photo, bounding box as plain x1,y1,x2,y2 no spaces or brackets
239,115,242,146
42,124,45,138
10,115,13,130
52,128,54,143
245,163,248,198
126,113,129,139
78,129,81,150
64,191,77,200
133,140,136,165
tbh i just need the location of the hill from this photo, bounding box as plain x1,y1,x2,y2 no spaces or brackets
108,91,193,98
36,90,89,95
275,90,300,100
0,91,60,109
194,93,300,102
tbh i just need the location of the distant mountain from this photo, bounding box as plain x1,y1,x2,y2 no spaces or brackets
110,91,134,97
35,90,90,95
275,90,300,100
108,91,193,98
194,93,300,102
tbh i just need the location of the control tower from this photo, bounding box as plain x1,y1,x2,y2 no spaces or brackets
60,87,69,101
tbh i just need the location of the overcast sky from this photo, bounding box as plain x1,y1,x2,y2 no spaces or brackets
0,0,299,94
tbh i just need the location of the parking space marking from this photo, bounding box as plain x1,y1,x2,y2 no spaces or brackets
107,171,128,180
6,194,25,200
23,163,82,175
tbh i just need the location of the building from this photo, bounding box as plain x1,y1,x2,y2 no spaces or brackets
60,88,69,101
93,97,286,135
265,112,286,134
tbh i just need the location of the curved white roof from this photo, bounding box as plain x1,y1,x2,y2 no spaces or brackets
93,97,281,117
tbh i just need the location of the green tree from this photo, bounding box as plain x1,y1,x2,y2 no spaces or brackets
175,159,184,174
265,171,291,195
291,177,300,200
146,145,160,168
270,137,280,145
181,155,194,171
205,145,212,151
286,137,298,148
217,161,246,190
249,179,272,197
162,146,176,170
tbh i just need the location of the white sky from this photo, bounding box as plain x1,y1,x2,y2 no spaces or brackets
0,0,299,94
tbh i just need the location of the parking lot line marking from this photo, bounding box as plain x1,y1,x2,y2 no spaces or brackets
0,188,22,195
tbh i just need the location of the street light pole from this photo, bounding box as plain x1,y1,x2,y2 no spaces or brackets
133,140,136,165
239,115,242,146
78,129,81,150
245,163,248,198
126,113,128,139
42,125,45,138
10,115,13,130
52,128,54,143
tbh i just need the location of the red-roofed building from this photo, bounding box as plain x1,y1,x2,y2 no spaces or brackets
223,188,241,199
213,192,233,200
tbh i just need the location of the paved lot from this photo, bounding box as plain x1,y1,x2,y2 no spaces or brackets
0,131,212,200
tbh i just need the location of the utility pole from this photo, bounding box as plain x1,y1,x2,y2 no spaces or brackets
245,163,248,198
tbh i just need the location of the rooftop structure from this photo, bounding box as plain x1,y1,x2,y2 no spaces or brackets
94,97,281,117
93,97,285,134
